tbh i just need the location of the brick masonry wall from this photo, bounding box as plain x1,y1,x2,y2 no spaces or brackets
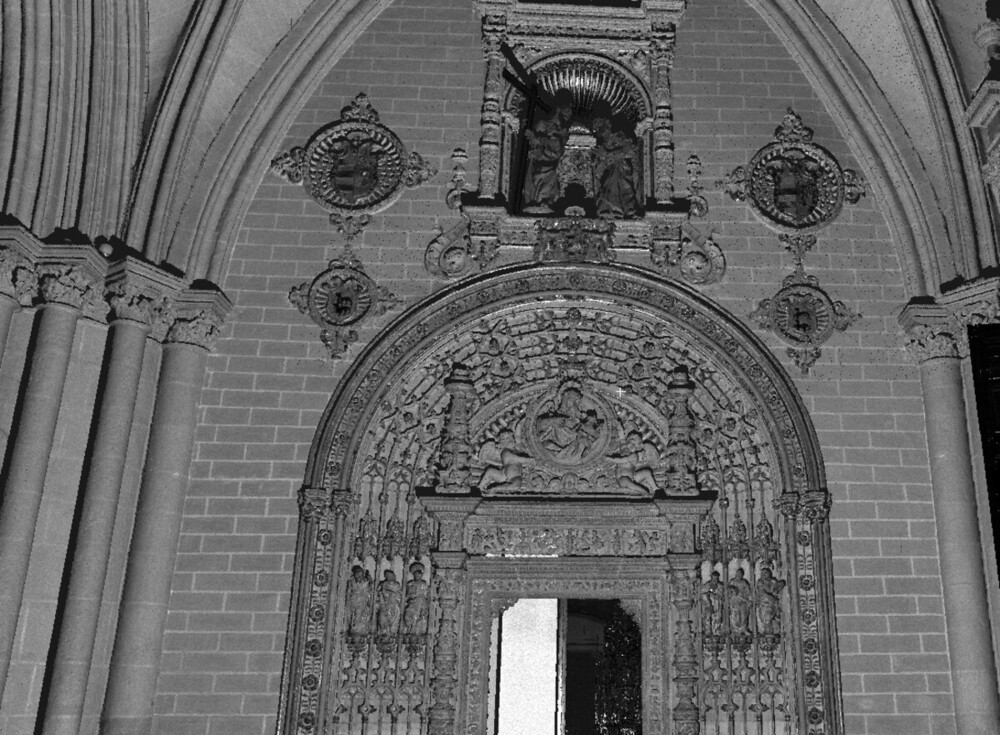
154,0,952,733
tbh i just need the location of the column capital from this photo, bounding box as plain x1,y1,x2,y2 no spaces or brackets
104,257,185,327
298,486,329,522
162,285,233,350
900,282,1000,362
0,245,38,305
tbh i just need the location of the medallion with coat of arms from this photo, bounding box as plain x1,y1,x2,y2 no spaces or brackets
270,93,437,239
720,108,866,233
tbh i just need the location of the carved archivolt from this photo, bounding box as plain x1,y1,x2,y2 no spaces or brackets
280,263,842,735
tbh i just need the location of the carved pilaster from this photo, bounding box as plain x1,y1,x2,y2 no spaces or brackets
438,364,477,494
428,553,467,735
649,23,676,203
478,13,507,198
669,566,700,735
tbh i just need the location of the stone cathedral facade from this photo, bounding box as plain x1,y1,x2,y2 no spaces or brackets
0,1,999,734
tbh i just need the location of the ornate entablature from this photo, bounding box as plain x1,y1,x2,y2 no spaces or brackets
278,264,844,735
426,0,724,285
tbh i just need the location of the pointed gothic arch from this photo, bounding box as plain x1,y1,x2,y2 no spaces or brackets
280,262,843,735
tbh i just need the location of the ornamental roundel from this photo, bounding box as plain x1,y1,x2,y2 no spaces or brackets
721,108,865,234
302,123,406,212
271,93,437,239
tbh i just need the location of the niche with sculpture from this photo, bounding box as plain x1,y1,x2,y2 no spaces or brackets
279,265,843,735
506,58,649,219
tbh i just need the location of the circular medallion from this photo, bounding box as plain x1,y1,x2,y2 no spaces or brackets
307,267,376,328
765,282,838,347
526,382,612,468
304,122,406,213
746,141,844,233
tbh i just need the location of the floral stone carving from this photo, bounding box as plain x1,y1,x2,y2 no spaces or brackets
289,250,401,359
720,108,866,233
271,92,437,240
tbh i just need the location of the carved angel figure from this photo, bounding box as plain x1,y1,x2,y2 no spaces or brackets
606,430,659,495
477,429,532,492
346,565,373,636
756,566,786,634
521,90,573,213
402,562,430,634
592,115,640,218
376,569,402,636
728,568,753,634
701,570,724,636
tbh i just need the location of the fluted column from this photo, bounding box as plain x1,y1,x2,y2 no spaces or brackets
40,260,179,735
902,307,1000,735
0,258,102,693
101,290,230,735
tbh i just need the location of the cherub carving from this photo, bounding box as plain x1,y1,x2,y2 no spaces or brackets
606,430,659,495
477,428,533,493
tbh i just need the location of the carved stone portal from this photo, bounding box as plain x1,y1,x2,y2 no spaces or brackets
279,263,843,735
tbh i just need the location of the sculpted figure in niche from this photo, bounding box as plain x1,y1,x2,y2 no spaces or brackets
728,568,753,634
402,562,430,635
521,89,573,214
701,570,724,635
376,569,402,636
478,429,532,492
607,430,659,494
534,387,603,463
592,104,640,218
756,566,787,634
346,565,373,636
